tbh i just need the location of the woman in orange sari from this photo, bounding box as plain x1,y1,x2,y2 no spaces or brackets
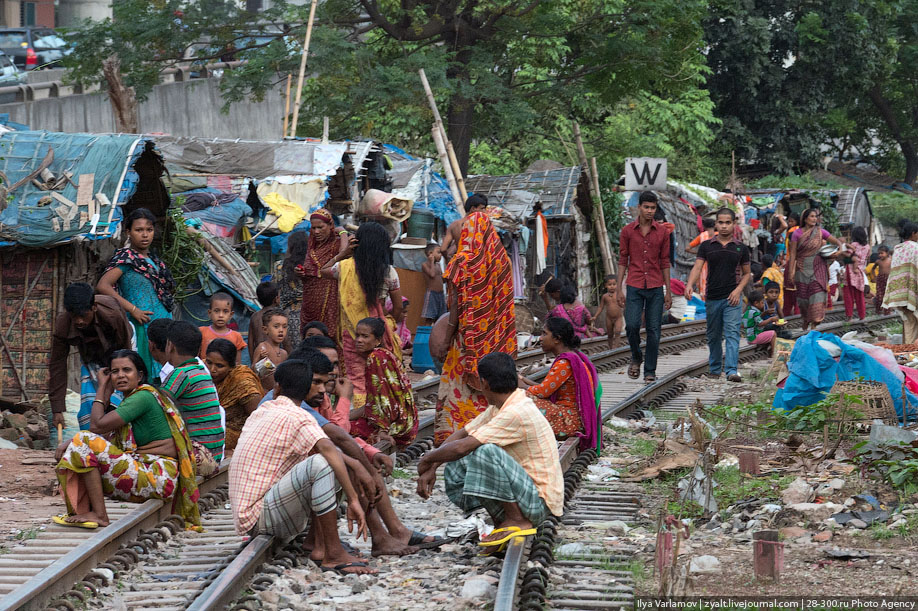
432,211,517,446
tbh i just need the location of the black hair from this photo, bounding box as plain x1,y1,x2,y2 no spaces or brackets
424,242,440,255
764,282,781,294
748,289,764,304
167,320,203,356
787,212,799,224
357,317,386,339
715,207,736,221
255,282,278,308
477,352,518,394
282,230,308,283
147,318,173,352
761,254,774,269
124,207,156,230
604,274,617,282
274,359,313,400
702,217,715,229
63,282,95,315
638,191,658,205
869,252,880,264
852,226,868,246
301,334,338,351
354,222,392,307
209,292,233,308
261,307,288,325
205,338,237,364
559,285,577,305
108,349,148,385
290,347,333,375
545,316,581,350
465,193,488,213
900,221,918,241
878,244,891,253
545,278,562,294
654,207,667,222
303,320,330,337
800,208,820,226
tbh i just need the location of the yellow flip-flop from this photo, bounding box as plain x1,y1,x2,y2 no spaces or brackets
52,514,99,529
478,527,537,547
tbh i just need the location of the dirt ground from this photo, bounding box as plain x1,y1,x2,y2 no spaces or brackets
0,449,60,544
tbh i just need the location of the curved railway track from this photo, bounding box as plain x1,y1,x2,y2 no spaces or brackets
0,311,898,610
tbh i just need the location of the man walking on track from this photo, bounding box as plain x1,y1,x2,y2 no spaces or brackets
617,191,672,383
685,207,752,382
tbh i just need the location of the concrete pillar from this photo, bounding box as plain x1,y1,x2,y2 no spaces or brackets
2,0,19,27
57,0,111,26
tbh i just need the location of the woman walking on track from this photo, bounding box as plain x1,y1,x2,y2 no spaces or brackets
785,208,843,330
883,222,918,344
297,209,348,340
843,226,870,321
432,211,517,446
278,230,308,351
53,350,200,531
521,317,601,448
321,222,403,408
98,208,174,379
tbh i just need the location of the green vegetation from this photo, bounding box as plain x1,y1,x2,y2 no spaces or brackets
652,466,792,520
14,527,39,541
628,438,658,457
854,440,918,495
869,522,896,541
390,468,413,480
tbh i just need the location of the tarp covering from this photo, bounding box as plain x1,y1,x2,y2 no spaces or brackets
382,145,459,224
464,166,584,218
773,331,918,421
0,131,141,246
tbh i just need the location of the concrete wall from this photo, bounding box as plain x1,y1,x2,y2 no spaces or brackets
0,77,286,139
57,0,111,26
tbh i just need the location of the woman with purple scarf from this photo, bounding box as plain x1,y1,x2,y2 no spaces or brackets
521,317,602,450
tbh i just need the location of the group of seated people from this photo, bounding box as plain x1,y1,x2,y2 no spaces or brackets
50,282,598,573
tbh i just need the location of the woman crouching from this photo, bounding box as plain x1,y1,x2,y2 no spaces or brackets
53,349,201,530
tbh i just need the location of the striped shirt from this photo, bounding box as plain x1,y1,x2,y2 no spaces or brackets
465,389,564,516
229,395,328,534
164,358,226,461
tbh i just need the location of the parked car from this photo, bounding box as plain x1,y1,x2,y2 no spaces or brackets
0,28,69,70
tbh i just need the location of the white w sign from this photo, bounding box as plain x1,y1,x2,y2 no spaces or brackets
625,158,667,191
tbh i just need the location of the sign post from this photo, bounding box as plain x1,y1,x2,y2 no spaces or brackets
625,157,667,191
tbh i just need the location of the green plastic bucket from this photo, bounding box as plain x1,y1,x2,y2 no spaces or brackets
405,208,435,240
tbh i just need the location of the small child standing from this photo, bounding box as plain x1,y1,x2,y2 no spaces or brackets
593,275,623,349
743,290,779,352
253,307,289,390
200,292,246,363
875,245,892,315
421,243,447,325
248,282,290,363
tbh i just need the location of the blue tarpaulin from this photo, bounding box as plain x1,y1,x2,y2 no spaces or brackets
0,131,142,247
773,332,918,421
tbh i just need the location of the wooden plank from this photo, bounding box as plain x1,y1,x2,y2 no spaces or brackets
76,174,94,216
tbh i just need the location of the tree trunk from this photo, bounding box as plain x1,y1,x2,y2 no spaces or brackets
445,43,473,175
904,142,918,187
102,55,139,134
868,84,918,186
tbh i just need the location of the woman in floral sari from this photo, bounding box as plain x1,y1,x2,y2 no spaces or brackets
349,317,417,449
297,209,348,340
522,318,602,449
204,338,264,452
785,208,843,330
321,222,403,408
433,211,517,446
883,222,918,343
53,350,200,531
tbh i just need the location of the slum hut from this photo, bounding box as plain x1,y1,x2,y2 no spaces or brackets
463,165,595,330
0,130,143,406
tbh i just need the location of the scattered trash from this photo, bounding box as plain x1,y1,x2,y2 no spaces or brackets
689,555,722,574
782,477,815,505
868,421,918,445
677,464,718,513
625,440,699,481
830,510,889,526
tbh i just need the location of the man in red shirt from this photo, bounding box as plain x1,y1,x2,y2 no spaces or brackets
617,192,672,383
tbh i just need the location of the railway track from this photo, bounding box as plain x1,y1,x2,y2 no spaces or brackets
0,311,898,610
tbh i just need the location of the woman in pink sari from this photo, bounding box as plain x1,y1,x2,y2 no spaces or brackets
843,226,870,321
549,285,600,339
786,208,843,330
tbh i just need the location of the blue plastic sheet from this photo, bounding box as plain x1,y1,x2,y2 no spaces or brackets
180,188,252,228
773,331,918,421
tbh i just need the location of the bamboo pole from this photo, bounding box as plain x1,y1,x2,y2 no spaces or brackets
572,121,615,275
419,69,467,202
432,125,464,216
322,116,329,144
591,156,616,275
282,74,292,138
289,0,318,139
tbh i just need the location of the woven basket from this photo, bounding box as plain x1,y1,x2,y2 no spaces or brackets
830,380,898,426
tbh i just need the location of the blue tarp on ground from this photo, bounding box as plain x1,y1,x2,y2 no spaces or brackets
0,131,141,247
773,331,918,421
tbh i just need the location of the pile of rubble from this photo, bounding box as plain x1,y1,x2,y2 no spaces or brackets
0,410,49,449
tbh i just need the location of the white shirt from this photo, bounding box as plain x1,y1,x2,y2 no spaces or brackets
828,261,842,286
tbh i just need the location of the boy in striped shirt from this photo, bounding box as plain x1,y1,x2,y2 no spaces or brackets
164,320,226,466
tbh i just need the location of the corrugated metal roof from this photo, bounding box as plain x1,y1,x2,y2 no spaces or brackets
464,166,584,217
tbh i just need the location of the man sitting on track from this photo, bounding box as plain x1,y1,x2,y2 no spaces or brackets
416,352,564,552
229,359,376,575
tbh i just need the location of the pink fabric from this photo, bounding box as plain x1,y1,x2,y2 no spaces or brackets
751,330,775,345
901,366,918,396
551,304,591,338
558,351,601,452
843,284,866,320
845,243,870,293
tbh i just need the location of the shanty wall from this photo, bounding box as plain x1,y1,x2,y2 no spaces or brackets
0,78,285,140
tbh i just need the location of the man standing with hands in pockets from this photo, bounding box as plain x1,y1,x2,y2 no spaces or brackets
685,207,751,382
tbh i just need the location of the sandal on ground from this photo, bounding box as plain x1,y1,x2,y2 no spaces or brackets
644,375,656,383
52,514,99,529
407,530,452,550
628,361,641,379
478,527,537,547
320,561,372,575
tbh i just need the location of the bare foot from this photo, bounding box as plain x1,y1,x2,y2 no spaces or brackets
66,512,110,527
322,561,378,575
371,540,419,557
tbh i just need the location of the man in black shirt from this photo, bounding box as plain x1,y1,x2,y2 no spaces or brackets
685,207,751,382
